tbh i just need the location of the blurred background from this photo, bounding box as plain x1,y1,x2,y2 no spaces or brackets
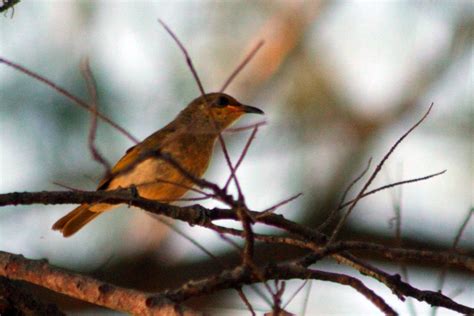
0,0,472,315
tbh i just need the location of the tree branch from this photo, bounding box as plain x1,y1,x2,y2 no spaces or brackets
0,251,198,315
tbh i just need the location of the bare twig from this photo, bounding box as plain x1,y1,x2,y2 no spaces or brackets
387,166,416,316
164,264,398,315
218,133,244,200
386,164,416,316
387,164,404,246
220,40,265,92
237,287,256,316
80,57,112,173
257,193,303,218
339,170,447,210
301,280,312,316
224,124,261,190
269,280,286,315
52,181,85,192
282,280,308,310
226,120,267,133
150,177,212,198
0,57,139,143
451,207,474,251
303,268,397,315
157,196,212,202
318,158,372,231
340,157,373,210
238,206,255,266
157,217,225,268
158,20,206,96
328,103,435,245
433,207,474,316
209,224,244,252
321,253,473,314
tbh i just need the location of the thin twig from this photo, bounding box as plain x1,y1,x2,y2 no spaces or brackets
80,57,112,173
318,158,372,231
226,120,267,133
220,40,265,92
158,20,206,96
282,280,308,310
338,170,446,210
164,264,398,315
339,157,373,212
0,57,139,144
157,196,211,202
237,288,256,316
209,224,244,252
304,268,397,315
387,164,404,247
328,103,435,245
158,217,225,269
433,207,474,316
238,206,255,266
451,207,474,251
257,193,303,218
224,124,261,190
248,283,273,307
151,177,212,197
218,134,244,200
270,280,286,315
386,164,416,316
301,280,312,316
52,181,85,192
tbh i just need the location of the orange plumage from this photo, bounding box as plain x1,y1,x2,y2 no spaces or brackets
52,93,263,237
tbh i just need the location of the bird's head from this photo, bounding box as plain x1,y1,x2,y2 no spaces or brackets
179,92,264,134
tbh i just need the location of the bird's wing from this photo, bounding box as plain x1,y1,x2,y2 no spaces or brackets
96,126,178,191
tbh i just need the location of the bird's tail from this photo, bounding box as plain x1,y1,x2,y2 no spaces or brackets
52,204,108,237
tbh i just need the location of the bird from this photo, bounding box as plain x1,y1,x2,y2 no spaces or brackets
52,92,263,237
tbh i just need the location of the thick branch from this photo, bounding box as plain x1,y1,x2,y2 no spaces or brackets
0,251,197,316
1,190,473,273
154,264,397,315
1,190,473,314
0,277,65,316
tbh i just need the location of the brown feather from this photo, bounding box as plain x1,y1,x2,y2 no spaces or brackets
96,125,175,190
52,204,98,237
51,93,262,237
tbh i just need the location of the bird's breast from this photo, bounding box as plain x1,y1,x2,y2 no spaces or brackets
107,134,216,201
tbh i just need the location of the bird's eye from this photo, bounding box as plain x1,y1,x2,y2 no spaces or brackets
216,96,229,107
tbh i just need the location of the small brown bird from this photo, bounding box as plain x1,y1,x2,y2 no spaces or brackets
52,92,263,237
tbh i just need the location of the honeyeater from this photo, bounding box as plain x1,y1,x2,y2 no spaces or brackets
52,92,263,237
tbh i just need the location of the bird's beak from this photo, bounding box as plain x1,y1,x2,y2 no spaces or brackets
241,104,264,114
